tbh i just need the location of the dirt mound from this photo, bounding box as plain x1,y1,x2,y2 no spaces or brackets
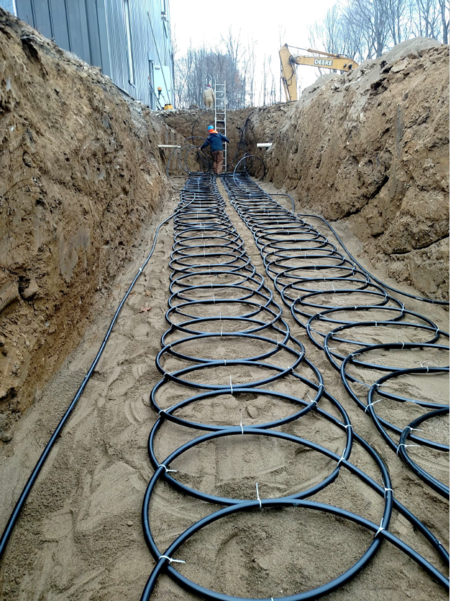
244,39,449,300
0,9,181,437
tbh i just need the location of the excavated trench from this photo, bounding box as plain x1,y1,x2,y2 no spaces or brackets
0,11,448,601
0,169,447,600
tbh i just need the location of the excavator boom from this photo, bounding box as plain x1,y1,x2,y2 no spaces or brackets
279,44,358,102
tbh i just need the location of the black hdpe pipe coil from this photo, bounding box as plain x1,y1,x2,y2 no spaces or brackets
141,172,448,599
222,173,449,497
0,190,195,560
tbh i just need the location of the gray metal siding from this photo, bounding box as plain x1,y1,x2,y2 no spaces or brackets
33,0,52,38
85,0,102,67
49,0,70,50
104,0,174,107
16,0,33,24
96,0,111,76
105,0,129,92
0,0,17,16
66,0,91,64
7,0,174,108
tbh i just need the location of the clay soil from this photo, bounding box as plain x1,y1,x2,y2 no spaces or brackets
0,176,447,601
0,8,186,439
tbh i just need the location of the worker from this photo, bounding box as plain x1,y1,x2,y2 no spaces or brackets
203,84,215,109
200,125,230,175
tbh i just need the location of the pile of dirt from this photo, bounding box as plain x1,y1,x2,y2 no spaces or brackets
0,9,182,438
243,38,449,300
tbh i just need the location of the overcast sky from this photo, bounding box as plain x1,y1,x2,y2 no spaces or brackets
169,0,337,98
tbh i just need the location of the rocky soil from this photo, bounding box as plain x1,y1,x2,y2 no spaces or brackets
243,39,449,301
0,9,184,438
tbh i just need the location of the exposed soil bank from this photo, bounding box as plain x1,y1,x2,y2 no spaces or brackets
243,39,449,301
160,107,253,170
0,9,181,436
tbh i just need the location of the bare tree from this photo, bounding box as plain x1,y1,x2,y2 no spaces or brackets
343,0,390,58
385,0,408,44
438,0,449,42
310,0,447,67
410,0,441,38
245,38,257,106
174,43,246,109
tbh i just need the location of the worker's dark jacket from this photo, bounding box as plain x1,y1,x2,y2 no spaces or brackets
200,133,230,152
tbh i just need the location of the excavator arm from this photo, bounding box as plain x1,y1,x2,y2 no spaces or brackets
279,44,358,101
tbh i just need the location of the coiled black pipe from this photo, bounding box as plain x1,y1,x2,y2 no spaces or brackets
222,172,449,500
140,172,448,600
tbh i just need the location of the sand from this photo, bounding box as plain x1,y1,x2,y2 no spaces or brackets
0,176,447,601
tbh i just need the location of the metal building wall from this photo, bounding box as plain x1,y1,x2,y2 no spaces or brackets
1,0,174,109
105,0,174,108
0,0,17,15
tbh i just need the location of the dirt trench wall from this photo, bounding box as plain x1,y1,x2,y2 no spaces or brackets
160,107,253,170
0,9,180,436
244,39,449,300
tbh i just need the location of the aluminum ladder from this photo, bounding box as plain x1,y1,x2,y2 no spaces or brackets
214,82,227,172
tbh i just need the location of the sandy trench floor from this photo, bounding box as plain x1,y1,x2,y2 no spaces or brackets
0,176,448,601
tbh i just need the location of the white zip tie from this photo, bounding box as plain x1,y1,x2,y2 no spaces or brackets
160,464,178,474
375,518,384,536
306,393,318,407
255,482,262,509
407,426,424,432
239,408,244,435
343,424,352,430
159,555,185,564
396,443,421,455
384,487,394,497
337,452,346,467
365,398,383,412
420,362,430,373
397,341,405,349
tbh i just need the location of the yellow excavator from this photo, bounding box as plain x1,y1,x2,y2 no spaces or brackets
279,44,359,101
